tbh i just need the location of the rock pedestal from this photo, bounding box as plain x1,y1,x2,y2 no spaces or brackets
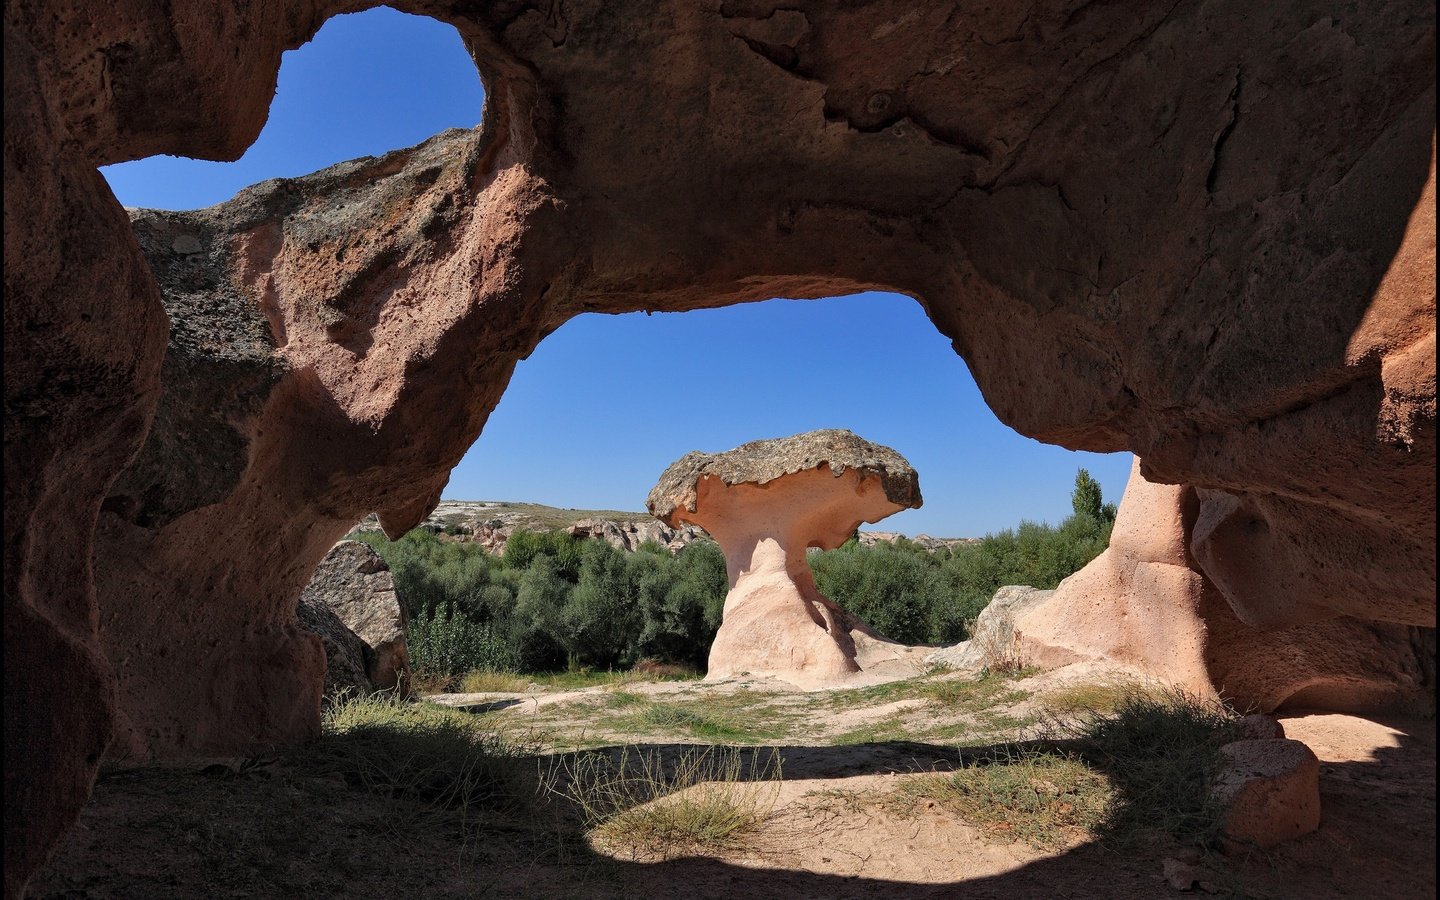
649,430,922,688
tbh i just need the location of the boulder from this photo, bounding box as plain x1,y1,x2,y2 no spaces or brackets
298,541,410,693
1232,714,1286,742
1211,739,1322,851
649,429,923,688
295,594,372,700
927,586,1053,671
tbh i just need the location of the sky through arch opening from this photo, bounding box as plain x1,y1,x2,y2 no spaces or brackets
451,292,1132,539
99,7,484,211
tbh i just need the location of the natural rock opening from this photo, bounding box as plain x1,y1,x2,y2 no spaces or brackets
6,0,1433,893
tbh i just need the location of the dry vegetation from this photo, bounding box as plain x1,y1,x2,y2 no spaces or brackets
32,668,1436,899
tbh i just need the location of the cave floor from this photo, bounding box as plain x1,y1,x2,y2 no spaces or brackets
31,667,1435,899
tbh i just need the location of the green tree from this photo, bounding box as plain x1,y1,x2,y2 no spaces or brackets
1072,468,1104,521
560,541,640,668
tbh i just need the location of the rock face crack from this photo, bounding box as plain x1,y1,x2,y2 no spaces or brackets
1206,69,1244,195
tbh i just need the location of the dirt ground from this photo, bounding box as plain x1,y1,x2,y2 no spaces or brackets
29,667,1436,899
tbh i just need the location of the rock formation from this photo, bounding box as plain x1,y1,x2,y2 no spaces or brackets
297,541,410,693
1211,739,1323,852
648,430,924,688
296,592,374,700
4,0,1433,891
567,518,708,555
1011,460,1434,713
926,586,1054,672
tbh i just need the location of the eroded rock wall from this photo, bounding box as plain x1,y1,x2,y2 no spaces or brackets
5,0,1434,892
1016,461,1434,713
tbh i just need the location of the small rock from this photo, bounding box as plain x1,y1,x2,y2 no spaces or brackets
1212,738,1321,852
1232,713,1285,741
1162,857,1201,891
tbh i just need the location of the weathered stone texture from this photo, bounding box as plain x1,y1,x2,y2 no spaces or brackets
298,541,410,692
1013,461,1434,713
1212,739,1323,851
4,0,1433,891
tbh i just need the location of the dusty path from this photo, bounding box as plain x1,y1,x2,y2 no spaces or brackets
30,669,1436,899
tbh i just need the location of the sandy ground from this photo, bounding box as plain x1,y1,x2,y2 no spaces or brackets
29,668,1436,900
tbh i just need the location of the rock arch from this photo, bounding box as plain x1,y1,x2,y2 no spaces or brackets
5,0,1433,893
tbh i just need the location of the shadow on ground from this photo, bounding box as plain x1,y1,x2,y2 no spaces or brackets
29,716,1435,899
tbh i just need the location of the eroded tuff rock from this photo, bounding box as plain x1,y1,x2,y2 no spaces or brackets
1012,460,1434,713
648,429,923,521
298,541,410,693
5,0,1434,890
1212,739,1323,852
649,430,924,688
296,592,373,700
926,586,1054,671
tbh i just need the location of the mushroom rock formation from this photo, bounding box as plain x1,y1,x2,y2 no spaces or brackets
1014,460,1434,713
647,430,924,688
4,0,1434,890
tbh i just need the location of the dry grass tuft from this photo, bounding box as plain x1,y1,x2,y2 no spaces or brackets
889,686,1241,851
1040,680,1146,716
296,694,537,831
458,669,531,693
973,622,1029,677
555,746,783,859
1077,686,1240,848
895,748,1110,850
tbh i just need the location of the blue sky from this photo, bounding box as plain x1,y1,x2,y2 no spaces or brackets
100,7,1132,537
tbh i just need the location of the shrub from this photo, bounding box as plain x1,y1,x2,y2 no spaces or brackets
810,541,949,644
561,542,641,669
407,606,518,676
554,745,782,860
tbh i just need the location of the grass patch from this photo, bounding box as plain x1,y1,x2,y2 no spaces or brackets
886,687,1241,852
826,672,1031,712
613,700,785,742
1078,687,1240,848
831,716,911,745
925,674,1031,709
603,690,645,708
458,669,531,693
895,747,1110,850
555,745,782,859
296,694,536,827
532,668,702,690
1039,680,1148,716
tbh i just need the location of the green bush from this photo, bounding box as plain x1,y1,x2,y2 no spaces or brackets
810,467,1117,645
407,606,519,675
360,466,1114,675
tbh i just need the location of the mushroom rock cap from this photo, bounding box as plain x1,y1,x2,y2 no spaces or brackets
647,429,922,525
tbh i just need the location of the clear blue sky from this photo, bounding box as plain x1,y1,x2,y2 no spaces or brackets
101,6,1132,538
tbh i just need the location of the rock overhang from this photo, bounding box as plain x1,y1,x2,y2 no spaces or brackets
646,428,923,526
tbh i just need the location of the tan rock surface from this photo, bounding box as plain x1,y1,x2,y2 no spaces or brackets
1212,739,1322,851
927,586,1054,671
298,541,410,692
1014,461,1434,713
649,431,923,688
4,0,1433,888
